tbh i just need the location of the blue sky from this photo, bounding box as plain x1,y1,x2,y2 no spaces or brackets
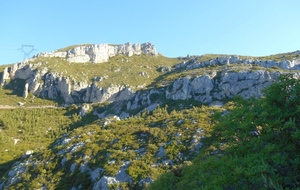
1,0,300,65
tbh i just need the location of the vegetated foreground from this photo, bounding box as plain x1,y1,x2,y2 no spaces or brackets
1,43,300,189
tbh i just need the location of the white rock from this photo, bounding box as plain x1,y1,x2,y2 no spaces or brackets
23,83,29,99
25,150,33,155
79,104,90,117
0,67,10,86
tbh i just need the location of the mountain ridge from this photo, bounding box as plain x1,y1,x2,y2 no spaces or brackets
1,43,300,189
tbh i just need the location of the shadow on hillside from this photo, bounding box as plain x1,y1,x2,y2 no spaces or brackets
0,157,21,180
46,111,98,189
3,79,26,97
3,79,66,105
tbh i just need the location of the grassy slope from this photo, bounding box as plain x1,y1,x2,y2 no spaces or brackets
29,54,181,89
3,103,223,189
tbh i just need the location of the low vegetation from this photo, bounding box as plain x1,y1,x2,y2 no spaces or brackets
150,74,300,189
1,46,300,189
28,54,181,89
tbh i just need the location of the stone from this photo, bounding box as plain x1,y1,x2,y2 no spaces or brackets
156,146,166,158
23,83,29,99
34,51,67,58
79,104,90,117
70,163,77,173
17,102,25,106
209,101,224,107
64,42,157,64
93,176,117,190
0,67,10,86
90,168,103,182
24,150,33,155
92,161,132,190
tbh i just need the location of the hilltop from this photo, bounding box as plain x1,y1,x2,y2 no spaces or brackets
1,43,300,189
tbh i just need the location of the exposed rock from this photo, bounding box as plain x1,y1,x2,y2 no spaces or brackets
79,104,90,117
156,145,166,158
93,176,117,190
209,101,224,107
92,161,132,190
90,168,103,182
12,138,20,145
24,150,33,156
145,103,159,112
23,83,29,99
165,70,294,102
82,84,134,103
175,55,300,70
34,51,67,58
0,67,10,86
70,163,77,173
3,160,33,187
35,42,157,64
158,66,171,73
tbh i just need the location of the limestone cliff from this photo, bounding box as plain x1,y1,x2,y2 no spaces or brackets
1,43,300,112
34,42,157,63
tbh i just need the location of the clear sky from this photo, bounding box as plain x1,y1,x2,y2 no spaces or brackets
1,0,300,65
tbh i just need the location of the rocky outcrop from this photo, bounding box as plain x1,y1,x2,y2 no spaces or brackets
5,60,135,104
22,83,29,99
79,104,90,117
82,84,134,103
35,42,157,64
176,55,300,70
93,161,132,190
34,51,67,58
3,43,300,110
166,70,284,102
120,70,300,118
0,67,10,86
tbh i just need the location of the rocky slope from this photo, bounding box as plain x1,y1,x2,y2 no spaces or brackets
1,43,300,189
1,43,300,110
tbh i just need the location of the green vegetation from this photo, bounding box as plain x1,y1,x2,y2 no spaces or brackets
28,54,181,89
0,79,58,106
0,108,74,178
1,45,300,189
150,74,300,189
1,100,220,189
254,51,300,62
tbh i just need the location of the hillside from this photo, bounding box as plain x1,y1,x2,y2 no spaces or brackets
1,43,300,189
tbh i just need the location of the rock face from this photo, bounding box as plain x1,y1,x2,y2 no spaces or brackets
7,61,135,105
175,55,300,70
35,42,157,64
79,104,90,117
166,70,284,102
2,43,300,110
93,161,132,190
23,83,29,99
0,67,10,86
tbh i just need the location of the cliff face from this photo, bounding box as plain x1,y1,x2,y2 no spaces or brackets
1,43,300,113
2,44,300,189
166,70,281,102
34,42,157,63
